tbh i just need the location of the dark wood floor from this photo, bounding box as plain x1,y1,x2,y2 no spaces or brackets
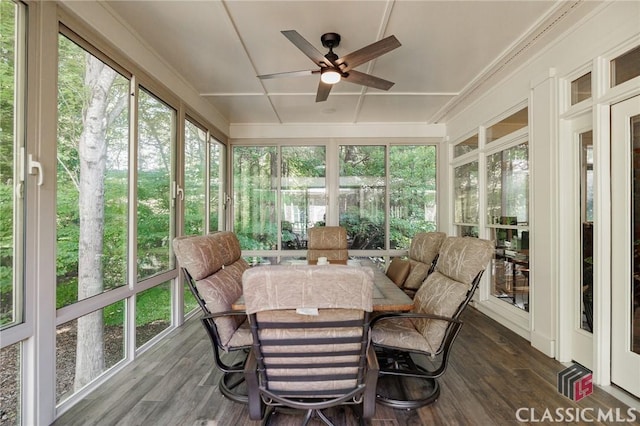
54,307,640,425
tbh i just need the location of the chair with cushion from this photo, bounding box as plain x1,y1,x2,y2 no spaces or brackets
306,226,349,265
386,257,411,287
401,231,447,297
172,232,253,403
371,236,494,409
243,264,378,425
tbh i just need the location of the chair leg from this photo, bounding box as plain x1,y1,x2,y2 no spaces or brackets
219,371,248,404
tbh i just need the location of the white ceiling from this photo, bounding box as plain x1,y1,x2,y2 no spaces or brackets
102,1,586,126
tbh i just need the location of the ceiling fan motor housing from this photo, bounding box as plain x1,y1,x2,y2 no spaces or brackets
321,32,341,49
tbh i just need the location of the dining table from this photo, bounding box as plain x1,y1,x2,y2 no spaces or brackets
233,258,414,312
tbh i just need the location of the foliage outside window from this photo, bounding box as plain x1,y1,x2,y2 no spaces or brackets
339,145,386,250
389,145,437,249
135,282,171,349
233,146,278,250
209,136,225,233
0,0,24,329
184,119,206,236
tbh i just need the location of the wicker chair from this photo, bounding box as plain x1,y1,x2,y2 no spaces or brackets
173,232,252,403
243,265,378,425
371,236,494,409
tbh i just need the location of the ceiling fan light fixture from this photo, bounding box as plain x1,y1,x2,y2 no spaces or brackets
320,68,341,84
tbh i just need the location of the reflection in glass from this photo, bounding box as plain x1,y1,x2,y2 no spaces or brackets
580,131,594,332
454,134,478,157
56,301,125,404
571,72,592,105
233,146,278,250
389,145,437,249
458,225,479,238
339,146,385,250
486,142,529,225
56,34,129,307
486,108,528,143
611,45,640,87
137,88,175,280
490,227,530,311
136,282,171,349
454,161,479,224
280,146,326,250
631,115,640,354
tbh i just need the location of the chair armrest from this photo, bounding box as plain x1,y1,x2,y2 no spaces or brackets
370,312,463,328
201,309,247,320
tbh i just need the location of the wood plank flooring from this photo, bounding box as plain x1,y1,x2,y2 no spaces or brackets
54,307,640,425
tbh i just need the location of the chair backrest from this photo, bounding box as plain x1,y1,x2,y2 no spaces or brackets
306,226,349,264
243,265,373,400
172,232,249,346
412,236,494,353
386,257,411,287
403,231,447,292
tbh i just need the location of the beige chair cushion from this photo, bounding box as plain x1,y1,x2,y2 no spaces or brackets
386,258,411,287
243,265,373,314
435,237,495,287
403,232,447,290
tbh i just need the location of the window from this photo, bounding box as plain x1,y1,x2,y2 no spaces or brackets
233,146,278,250
281,146,326,250
487,142,530,311
184,119,207,236
486,108,528,143
611,45,640,87
389,145,437,249
209,136,225,233
56,33,130,307
579,131,594,332
571,72,592,105
339,145,386,250
454,134,479,157
454,161,479,225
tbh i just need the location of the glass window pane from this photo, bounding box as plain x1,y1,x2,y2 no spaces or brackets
209,137,224,233
611,45,640,87
136,281,171,349
486,142,529,225
571,72,591,105
0,341,21,424
56,301,125,404
281,146,326,250
339,145,385,250
389,145,437,249
580,132,594,331
454,134,478,157
184,119,206,236
454,161,479,224
457,225,479,238
56,34,130,308
631,115,640,354
486,108,528,143
490,228,530,311
1,0,24,328
137,88,175,280
233,146,278,250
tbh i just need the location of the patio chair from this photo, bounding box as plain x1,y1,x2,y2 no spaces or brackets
172,232,253,404
401,231,447,298
385,257,411,287
371,236,494,409
243,265,378,425
306,226,349,265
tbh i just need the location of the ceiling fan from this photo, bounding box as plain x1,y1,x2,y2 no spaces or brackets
258,30,401,102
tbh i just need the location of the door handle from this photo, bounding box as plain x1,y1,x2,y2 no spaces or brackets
28,154,43,186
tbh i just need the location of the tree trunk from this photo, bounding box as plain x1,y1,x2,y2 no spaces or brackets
74,55,117,390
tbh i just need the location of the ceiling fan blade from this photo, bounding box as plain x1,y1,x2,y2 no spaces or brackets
335,35,401,72
343,70,395,91
258,70,316,80
282,30,331,67
316,80,333,102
